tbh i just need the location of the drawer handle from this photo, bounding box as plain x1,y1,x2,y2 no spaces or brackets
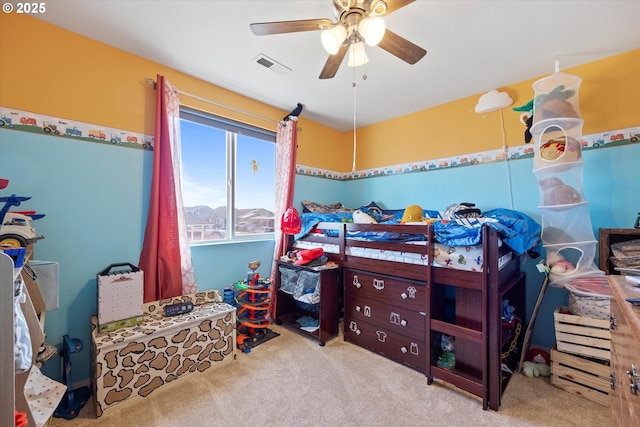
627,364,639,396
348,321,361,335
353,276,361,289
610,370,616,390
610,313,616,330
400,319,407,327
372,278,385,291
356,305,361,312
401,292,407,299
400,346,407,353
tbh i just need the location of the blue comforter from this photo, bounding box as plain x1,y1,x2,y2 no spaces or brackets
295,208,541,256
432,208,541,255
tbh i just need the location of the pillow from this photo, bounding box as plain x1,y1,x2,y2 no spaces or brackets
301,200,351,213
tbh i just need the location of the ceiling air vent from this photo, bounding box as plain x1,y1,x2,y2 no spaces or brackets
253,54,291,75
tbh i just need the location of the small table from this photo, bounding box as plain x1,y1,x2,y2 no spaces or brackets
275,261,341,346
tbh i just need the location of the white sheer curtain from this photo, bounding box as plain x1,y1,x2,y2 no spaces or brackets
270,119,298,318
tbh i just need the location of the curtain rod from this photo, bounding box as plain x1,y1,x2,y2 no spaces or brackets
145,78,279,125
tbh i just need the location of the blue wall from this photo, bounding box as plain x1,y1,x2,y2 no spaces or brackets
2,126,637,383
0,129,275,382
296,143,639,351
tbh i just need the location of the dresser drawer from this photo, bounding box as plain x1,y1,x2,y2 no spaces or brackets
345,291,425,340
344,316,426,373
343,269,426,312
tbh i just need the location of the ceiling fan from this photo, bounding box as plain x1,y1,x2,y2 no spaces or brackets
250,0,427,79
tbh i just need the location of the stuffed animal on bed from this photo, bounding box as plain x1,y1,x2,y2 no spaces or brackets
401,205,425,223
352,209,377,224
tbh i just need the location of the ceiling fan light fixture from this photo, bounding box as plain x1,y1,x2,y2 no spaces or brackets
348,42,368,67
321,25,347,55
359,17,386,46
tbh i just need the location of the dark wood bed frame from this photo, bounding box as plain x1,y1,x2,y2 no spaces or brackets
288,221,527,410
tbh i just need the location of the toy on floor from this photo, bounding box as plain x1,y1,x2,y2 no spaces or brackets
522,348,551,378
528,348,551,365
53,335,91,419
522,361,550,378
233,261,278,353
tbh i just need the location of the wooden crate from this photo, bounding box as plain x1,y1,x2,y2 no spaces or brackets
553,306,610,361
551,345,610,407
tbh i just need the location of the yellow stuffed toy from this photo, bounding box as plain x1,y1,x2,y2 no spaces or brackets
401,205,425,223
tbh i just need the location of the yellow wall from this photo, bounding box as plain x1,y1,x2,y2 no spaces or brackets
0,14,349,169
1,14,637,173
356,49,640,170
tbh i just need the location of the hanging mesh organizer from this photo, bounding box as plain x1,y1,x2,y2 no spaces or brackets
530,72,608,314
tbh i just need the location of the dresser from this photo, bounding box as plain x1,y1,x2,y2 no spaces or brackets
609,275,640,426
343,268,427,373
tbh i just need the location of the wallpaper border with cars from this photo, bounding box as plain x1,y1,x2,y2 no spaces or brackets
297,125,639,181
0,106,154,151
1,106,637,182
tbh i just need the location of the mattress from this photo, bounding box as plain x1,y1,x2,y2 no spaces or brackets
292,239,512,272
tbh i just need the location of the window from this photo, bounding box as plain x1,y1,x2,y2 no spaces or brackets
179,107,275,244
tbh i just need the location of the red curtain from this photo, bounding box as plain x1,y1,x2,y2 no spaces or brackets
270,119,298,318
139,75,197,302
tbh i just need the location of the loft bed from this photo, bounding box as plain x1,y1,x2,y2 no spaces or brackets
290,206,540,281
285,203,540,410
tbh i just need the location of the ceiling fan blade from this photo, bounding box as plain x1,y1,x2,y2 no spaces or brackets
377,29,426,64
250,19,333,36
319,44,349,79
368,0,415,16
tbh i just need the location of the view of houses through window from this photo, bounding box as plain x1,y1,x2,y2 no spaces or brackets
179,108,276,243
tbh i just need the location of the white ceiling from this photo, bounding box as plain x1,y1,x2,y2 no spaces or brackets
36,1,640,131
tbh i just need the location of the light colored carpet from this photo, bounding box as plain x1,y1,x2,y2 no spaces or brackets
52,324,610,427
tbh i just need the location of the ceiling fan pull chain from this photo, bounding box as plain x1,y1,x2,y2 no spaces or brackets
352,73,357,173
